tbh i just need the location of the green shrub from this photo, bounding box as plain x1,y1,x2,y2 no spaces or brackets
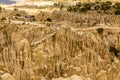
106,1,112,6
54,2,64,10
113,2,120,15
0,6,2,10
101,1,112,10
66,1,115,14
67,6,72,12
76,2,82,7
1,17,6,21
80,8,87,13
96,28,104,34
113,2,120,9
109,46,120,57
100,2,110,11
46,18,52,22
14,8,18,11
33,18,36,21
22,22,25,25
58,2,64,10
111,59,114,63
94,5,100,10
53,3,58,7
15,13,21,16
114,9,120,15
83,3,91,10
67,2,91,13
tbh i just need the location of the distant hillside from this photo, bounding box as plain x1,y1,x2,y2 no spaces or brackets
26,0,120,2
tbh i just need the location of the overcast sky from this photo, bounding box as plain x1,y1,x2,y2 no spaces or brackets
0,0,22,4
9,0,22,2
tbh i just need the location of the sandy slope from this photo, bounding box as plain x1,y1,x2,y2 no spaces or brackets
0,0,59,15
11,1,55,7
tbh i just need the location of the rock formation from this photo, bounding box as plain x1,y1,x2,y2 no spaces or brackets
0,7,120,80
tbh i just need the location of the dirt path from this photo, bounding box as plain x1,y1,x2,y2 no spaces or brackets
71,25,120,32
0,3,54,15
5,19,120,47
5,19,45,27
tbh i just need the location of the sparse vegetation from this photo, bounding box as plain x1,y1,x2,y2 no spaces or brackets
113,2,120,15
0,6,2,10
22,22,26,25
109,46,120,57
53,3,58,7
67,1,120,15
111,59,114,63
0,1,120,80
33,18,36,21
15,13,21,16
1,17,6,21
54,2,64,10
46,18,52,22
67,2,92,13
14,8,18,11
96,28,104,34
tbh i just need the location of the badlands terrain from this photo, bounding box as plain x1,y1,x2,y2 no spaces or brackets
0,0,120,80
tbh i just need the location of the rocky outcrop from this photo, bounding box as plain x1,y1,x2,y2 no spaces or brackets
52,75,83,80
0,73,15,80
0,16,120,80
96,70,107,80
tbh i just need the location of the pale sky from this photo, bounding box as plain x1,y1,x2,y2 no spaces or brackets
9,0,22,2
